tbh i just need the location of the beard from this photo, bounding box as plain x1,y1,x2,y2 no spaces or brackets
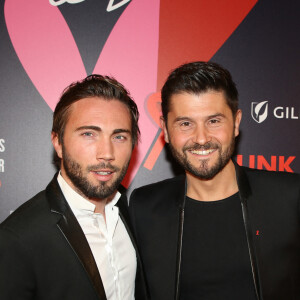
61,145,129,200
168,135,235,180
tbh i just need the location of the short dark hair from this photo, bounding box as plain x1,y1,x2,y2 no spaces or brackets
161,61,239,120
52,74,140,145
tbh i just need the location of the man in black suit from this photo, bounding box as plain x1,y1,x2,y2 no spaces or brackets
0,75,148,300
130,62,300,300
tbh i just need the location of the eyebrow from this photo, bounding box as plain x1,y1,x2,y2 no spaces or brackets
112,128,131,135
207,113,226,119
75,126,131,135
173,116,193,123
75,126,101,132
173,113,226,123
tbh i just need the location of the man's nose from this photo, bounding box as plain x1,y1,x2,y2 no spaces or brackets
96,138,115,161
192,125,211,145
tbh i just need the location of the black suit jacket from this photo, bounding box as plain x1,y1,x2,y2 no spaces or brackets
129,164,300,300
0,174,149,300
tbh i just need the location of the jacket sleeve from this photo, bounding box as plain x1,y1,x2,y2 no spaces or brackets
0,227,35,299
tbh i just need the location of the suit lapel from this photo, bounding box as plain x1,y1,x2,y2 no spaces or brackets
235,163,262,300
174,176,187,300
46,175,107,300
117,194,150,299
116,194,136,249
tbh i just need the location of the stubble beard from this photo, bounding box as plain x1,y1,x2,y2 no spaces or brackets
61,145,129,200
168,136,235,180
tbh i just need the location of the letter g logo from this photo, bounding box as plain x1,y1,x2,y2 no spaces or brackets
251,101,268,123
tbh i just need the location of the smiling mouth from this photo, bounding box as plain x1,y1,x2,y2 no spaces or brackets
189,149,216,155
94,171,113,175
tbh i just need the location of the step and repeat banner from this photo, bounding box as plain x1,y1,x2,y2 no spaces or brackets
0,0,299,222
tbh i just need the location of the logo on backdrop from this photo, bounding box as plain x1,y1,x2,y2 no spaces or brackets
49,0,131,12
251,101,299,123
236,154,296,173
251,101,268,123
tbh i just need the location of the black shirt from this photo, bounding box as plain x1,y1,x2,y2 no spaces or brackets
180,192,257,300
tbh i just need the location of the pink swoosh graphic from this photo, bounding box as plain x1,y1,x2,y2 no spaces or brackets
5,0,86,111
5,0,160,187
93,0,160,187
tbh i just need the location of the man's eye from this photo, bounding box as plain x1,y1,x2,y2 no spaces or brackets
82,132,93,137
114,135,126,140
180,121,191,127
209,119,220,125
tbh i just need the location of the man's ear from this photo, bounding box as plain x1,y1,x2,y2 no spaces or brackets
51,132,62,159
234,109,242,137
160,117,169,143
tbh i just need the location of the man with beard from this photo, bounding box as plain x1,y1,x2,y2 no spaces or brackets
129,62,300,300
0,75,149,300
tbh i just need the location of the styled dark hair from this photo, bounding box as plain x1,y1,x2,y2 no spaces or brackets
52,74,140,146
161,61,239,120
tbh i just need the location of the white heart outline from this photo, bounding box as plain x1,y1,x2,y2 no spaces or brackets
107,0,131,12
49,0,85,7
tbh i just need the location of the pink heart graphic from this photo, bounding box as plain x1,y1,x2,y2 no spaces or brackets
4,0,160,187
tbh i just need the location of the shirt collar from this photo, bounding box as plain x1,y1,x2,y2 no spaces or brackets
57,172,121,215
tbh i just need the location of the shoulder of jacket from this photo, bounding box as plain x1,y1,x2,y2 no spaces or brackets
0,190,48,233
241,165,299,179
238,165,300,191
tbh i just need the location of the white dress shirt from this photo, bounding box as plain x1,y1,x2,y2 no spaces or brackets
57,173,136,300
